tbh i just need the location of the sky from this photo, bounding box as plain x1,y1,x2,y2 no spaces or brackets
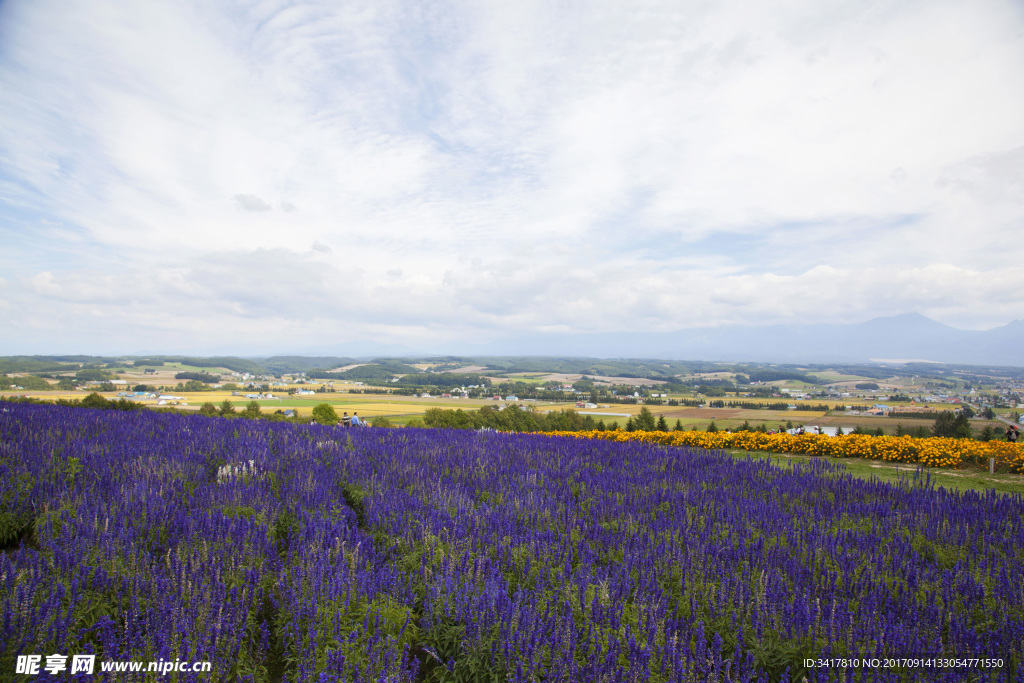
1,0,1023,356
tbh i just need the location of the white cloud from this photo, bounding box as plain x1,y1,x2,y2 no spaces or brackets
234,194,273,212
8,249,1021,353
1,0,1023,353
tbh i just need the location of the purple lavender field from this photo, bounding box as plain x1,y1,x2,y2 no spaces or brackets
2,402,1022,682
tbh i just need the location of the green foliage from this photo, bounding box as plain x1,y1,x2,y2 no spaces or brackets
396,372,489,388
174,371,221,383
242,400,262,419
199,402,218,417
420,405,599,433
311,403,339,425
370,416,393,428
75,368,114,382
0,374,52,390
932,411,972,439
0,357,74,373
741,368,822,384
0,510,33,548
58,456,82,484
259,355,354,374
706,421,719,433
309,362,419,382
218,400,237,416
80,392,109,409
169,356,263,374
636,406,657,431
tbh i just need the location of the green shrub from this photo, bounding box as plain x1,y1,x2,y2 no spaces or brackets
311,403,339,425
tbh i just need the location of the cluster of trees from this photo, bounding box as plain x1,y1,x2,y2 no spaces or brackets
0,358,73,374
397,372,489,388
161,356,264,375
929,410,973,439
705,400,836,411
75,368,114,382
0,375,52,391
421,406,607,432
174,371,221,383
259,356,354,375
621,407,673,432
738,368,822,384
418,405,682,433
0,393,147,411
308,362,420,382
180,380,215,392
888,411,956,420
198,400,265,419
482,358,700,381
71,393,144,411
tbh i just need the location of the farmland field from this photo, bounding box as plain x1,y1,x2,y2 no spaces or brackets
2,403,1023,682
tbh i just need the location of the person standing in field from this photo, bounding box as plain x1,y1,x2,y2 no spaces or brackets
1009,425,1019,443
350,412,361,427
341,412,351,428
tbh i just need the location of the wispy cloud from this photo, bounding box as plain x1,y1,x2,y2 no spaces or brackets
1,0,1023,354
234,194,273,212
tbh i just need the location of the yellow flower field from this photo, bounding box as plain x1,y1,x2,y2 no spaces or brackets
544,429,1024,473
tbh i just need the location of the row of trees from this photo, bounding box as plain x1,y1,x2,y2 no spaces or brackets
421,406,601,432
173,371,221,383
705,400,837,411
1,393,147,411
419,406,680,433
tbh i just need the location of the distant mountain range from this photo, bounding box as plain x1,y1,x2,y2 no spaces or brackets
8,313,1019,371
461,314,1024,366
